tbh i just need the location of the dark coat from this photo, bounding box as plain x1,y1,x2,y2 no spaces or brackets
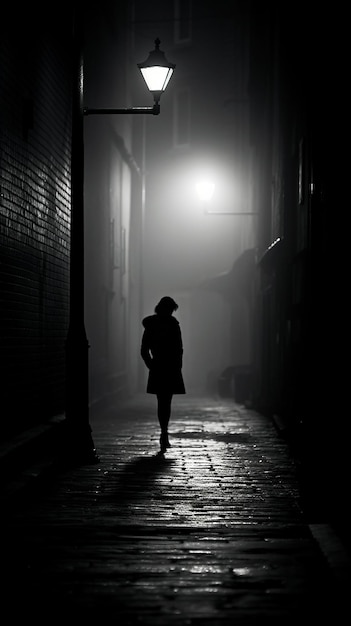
141,313,186,395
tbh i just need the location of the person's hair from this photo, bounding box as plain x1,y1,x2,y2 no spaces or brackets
154,296,178,314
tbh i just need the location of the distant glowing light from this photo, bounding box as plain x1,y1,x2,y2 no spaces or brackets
195,180,215,203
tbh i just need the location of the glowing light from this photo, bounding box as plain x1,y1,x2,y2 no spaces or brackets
195,179,215,203
139,66,174,92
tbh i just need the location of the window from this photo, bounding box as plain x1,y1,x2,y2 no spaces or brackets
174,0,192,44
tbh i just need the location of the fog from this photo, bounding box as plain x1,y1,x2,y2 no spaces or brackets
141,150,255,394
83,1,256,405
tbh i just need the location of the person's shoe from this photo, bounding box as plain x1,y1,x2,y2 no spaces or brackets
160,433,170,453
164,433,172,448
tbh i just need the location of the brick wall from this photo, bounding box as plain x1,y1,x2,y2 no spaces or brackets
0,9,73,438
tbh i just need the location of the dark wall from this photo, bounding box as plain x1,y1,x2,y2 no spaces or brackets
249,1,349,519
0,6,73,437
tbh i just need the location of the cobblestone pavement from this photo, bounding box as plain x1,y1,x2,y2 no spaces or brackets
1,395,348,622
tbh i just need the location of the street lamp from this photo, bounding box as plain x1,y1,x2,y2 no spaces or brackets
137,38,175,111
65,17,175,464
84,39,175,117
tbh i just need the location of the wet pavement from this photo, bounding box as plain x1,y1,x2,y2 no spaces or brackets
1,394,349,622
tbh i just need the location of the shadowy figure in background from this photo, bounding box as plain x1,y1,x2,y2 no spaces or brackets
141,296,186,453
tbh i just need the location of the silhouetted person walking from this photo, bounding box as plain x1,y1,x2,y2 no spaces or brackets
141,296,186,453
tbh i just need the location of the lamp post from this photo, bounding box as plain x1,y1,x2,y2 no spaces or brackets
65,16,175,464
205,209,258,215
138,114,147,391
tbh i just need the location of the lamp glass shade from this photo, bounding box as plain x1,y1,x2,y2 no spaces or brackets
139,66,174,93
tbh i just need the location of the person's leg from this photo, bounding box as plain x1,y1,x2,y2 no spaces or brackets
157,392,173,451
